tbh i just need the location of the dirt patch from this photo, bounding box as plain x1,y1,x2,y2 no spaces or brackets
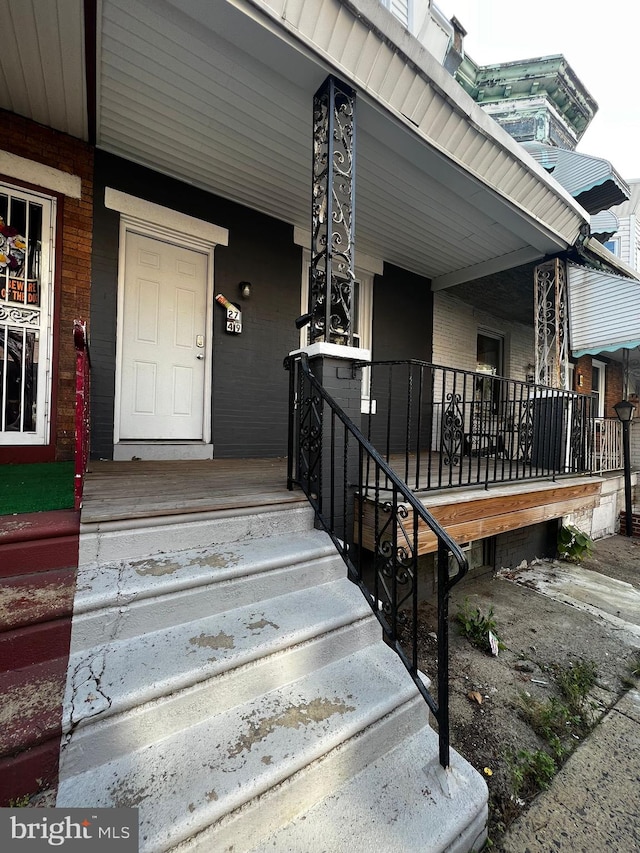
415,535,639,849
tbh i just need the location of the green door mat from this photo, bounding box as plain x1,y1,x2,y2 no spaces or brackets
0,462,75,515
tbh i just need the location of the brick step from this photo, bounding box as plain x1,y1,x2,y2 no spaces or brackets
0,510,79,578
0,615,74,672
0,656,69,805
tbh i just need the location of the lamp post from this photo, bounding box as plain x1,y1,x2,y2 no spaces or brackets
614,400,635,537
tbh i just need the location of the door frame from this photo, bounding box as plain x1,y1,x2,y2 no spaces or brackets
109,191,228,458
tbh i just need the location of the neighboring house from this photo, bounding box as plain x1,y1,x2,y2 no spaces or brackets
1,1,637,848
433,25,640,504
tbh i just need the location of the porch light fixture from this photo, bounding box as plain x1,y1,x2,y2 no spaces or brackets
614,399,635,537
614,399,635,423
239,281,252,299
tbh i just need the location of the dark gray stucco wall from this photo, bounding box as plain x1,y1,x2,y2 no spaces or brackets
91,151,301,459
368,263,434,451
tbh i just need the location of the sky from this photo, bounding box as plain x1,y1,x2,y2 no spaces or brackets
438,0,640,179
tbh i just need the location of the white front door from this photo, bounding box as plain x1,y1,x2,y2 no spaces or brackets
119,232,208,440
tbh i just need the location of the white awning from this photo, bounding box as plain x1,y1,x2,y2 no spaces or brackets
568,263,640,356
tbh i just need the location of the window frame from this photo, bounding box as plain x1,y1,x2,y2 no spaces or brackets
0,182,56,446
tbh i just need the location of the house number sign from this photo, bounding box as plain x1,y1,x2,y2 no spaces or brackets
215,294,242,334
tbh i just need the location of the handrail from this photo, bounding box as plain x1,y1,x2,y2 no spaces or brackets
286,352,468,768
73,320,91,511
355,358,596,492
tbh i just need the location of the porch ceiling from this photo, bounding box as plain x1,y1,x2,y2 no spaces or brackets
1,0,590,287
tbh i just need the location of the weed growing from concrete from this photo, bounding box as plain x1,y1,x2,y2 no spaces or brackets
557,524,593,562
509,748,557,799
518,659,597,764
8,794,31,807
622,654,640,689
555,659,597,713
455,599,504,654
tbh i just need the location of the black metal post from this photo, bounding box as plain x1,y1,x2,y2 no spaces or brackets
622,420,633,537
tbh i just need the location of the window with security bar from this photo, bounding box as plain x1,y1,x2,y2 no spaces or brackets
0,184,55,444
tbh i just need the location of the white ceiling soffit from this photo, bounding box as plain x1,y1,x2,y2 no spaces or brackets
0,0,87,140
96,0,589,283
568,263,640,356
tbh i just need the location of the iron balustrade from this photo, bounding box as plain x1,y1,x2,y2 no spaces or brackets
286,353,468,768
74,320,91,511
592,418,624,473
357,360,596,492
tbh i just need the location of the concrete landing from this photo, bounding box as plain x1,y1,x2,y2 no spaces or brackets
501,689,640,852
501,559,640,643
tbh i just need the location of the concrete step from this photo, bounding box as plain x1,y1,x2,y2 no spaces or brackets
57,641,424,853
61,578,379,770
57,524,487,851
78,503,316,566
246,725,488,853
71,530,343,649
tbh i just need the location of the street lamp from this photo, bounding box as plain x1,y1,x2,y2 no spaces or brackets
614,400,635,537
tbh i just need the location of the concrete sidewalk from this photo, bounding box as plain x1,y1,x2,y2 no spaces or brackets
500,687,640,852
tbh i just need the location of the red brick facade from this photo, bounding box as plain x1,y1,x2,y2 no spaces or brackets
0,111,93,462
573,355,624,419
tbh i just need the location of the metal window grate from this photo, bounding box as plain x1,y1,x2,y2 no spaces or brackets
0,186,51,439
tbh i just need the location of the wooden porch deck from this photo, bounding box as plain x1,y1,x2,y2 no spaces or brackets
81,458,302,524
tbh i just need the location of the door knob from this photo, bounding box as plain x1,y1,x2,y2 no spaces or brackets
196,354,204,360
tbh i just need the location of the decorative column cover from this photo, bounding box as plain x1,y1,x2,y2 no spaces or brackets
309,76,356,345
534,258,569,388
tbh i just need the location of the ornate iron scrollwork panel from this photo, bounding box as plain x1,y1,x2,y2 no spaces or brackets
310,76,356,345
375,500,416,633
297,371,323,498
517,399,534,462
442,392,464,467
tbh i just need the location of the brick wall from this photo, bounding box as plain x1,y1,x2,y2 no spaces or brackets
573,355,592,393
0,111,93,461
619,511,640,537
494,521,558,569
573,355,623,419
432,291,534,379
604,361,623,418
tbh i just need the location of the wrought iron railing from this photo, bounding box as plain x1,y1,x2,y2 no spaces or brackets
73,320,91,511
286,353,468,768
358,360,596,492
592,417,623,473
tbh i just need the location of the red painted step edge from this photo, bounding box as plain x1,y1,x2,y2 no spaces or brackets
0,510,79,804
0,510,79,545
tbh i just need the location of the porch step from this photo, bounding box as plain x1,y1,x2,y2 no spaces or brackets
78,502,315,566
0,510,79,577
59,641,429,852
0,657,68,805
57,526,487,851
61,580,379,773
247,726,488,853
0,568,76,670
0,510,79,805
71,529,342,648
